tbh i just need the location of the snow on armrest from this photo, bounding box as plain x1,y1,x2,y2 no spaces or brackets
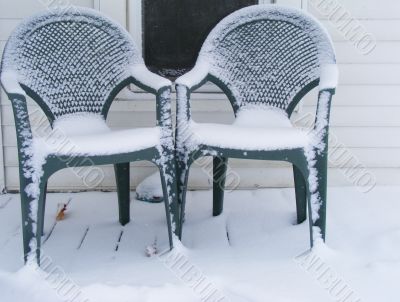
319,64,338,90
0,70,26,96
175,59,209,89
130,64,171,91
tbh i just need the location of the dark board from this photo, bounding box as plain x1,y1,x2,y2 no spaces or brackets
143,0,258,78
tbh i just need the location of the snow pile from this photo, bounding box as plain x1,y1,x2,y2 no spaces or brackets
0,187,399,302
136,172,164,203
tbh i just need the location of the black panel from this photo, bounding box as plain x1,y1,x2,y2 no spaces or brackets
143,0,258,78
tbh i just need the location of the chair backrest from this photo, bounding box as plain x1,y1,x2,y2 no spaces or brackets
1,7,142,119
198,5,336,114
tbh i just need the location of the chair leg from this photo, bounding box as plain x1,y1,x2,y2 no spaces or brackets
20,179,35,263
20,177,47,264
35,181,47,265
159,158,179,250
305,155,328,247
37,181,47,242
314,156,328,241
176,159,190,239
293,165,307,224
213,157,228,216
114,163,130,226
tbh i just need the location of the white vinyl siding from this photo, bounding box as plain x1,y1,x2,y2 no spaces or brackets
0,0,399,191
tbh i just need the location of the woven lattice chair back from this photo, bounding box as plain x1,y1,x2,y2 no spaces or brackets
198,6,336,113
1,7,142,119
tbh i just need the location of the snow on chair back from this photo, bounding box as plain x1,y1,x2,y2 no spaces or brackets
199,5,336,114
1,7,142,119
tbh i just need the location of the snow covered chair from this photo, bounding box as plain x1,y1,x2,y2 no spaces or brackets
0,7,178,264
175,5,338,246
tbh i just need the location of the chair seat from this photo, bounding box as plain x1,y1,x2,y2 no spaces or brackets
190,107,310,151
34,114,161,156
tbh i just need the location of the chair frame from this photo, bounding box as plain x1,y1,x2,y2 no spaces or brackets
0,8,179,265
175,5,337,247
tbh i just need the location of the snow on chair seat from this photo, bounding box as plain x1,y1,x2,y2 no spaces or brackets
189,107,310,151
34,114,161,156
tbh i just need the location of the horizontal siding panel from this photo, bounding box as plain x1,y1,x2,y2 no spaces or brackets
339,64,400,85
0,19,20,41
186,86,400,107
4,166,400,191
300,106,400,127
321,20,400,42
303,85,400,107
336,42,400,64
4,165,159,191
0,0,93,19
331,127,400,148
309,0,400,20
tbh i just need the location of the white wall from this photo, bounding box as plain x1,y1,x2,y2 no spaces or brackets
0,0,398,191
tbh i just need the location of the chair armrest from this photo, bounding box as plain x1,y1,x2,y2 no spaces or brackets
312,90,334,153
319,64,339,91
156,87,175,153
174,59,210,130
130,64,171,93
1,71,33,157
1,71,33,156
175,59,209,90
312,64,337,151
175,84,192,124
9,95,35,167
156,87,173,128
0,70,26,96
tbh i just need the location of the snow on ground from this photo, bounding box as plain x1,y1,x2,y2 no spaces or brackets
0,186,399,302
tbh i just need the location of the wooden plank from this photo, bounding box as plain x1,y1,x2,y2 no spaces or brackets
116,200,171,257
41,192,118,268
0,193,62,270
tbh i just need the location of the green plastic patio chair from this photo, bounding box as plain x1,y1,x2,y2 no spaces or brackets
175,5,338,247
0,7,178,264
